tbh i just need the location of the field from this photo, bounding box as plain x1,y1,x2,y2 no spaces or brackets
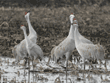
0,1,110,82
0,6,110,57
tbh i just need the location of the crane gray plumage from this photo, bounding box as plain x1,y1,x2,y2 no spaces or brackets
48,14,76,83
25,12,37,43
48,15,93,64
48,14,75,63
20,25,44,83
74,23,104,61
20,25,44,61
47,14,97,83
12,44,26,62
74,22,105,77
73,19,93,44
12,41,27,62
12,12,37,62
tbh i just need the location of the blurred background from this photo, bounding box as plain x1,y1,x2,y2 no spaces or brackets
0,0,110,58
0,0,110,7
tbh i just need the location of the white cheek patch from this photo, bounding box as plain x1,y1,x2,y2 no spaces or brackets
73,20,78,24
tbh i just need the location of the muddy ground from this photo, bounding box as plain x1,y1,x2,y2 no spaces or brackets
0,56,110,83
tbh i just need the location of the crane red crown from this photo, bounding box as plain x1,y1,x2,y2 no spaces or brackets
25,12,27,15
21,25,24,26
71,13,73,14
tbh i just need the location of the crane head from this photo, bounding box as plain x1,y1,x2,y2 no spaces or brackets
20,25,26,31
73,18,78,25
69,13,75,24
25,12,30,19
25,12,27,15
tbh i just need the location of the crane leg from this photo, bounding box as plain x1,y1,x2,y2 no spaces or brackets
65,52,70,83
32,58,34,82
47,56,51,65
28,58,30,83
83,58,85,78
24,59,26,77
105,60,107,72
99,59,101,69
66,60,68,83
77,58,78,70
84,60,85,70
23,59,26,81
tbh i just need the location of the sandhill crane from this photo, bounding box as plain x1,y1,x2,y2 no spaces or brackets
47,15,93,64
74,20,105,77
12,12,37,63
20,25,44,83
25,12,37,43
47,14,76,83
47,14,95,83
20,25,44,62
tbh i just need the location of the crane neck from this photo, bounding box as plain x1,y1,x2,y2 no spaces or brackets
26,15,36,36
22,28,31,48
22,28,28,40
68,24,75,39
74,24,80,45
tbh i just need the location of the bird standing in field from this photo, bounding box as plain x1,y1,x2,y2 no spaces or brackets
20,25,44,83
47,14,93,65
12,12,37,63
47,14,103,82
74,20,105,77
12,12,39,82
48,13,76,83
